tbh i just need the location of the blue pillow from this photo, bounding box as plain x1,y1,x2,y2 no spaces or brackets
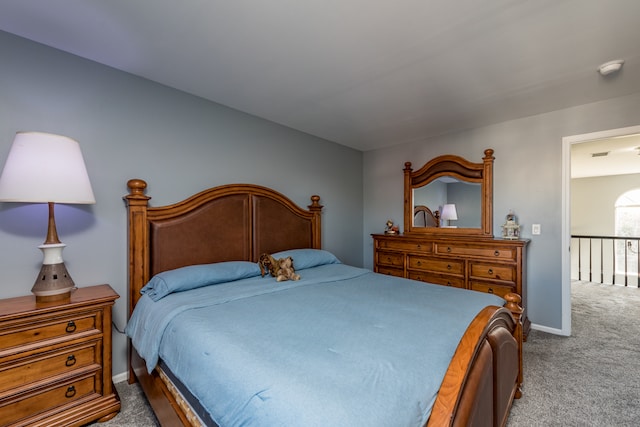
141,261,261,301
270,249,341,270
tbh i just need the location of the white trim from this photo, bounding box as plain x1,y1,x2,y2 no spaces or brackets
530,322,565,336
562,125,640,337
113,371,129,384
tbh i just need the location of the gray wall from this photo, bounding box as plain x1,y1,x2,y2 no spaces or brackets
572,173,640,235
0,32,363,377
363,93,640,332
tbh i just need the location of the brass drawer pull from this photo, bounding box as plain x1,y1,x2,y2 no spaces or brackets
488,288,494,294
65,354,77,367
488,268,494,275
65,385,76,398
446,281,452,286
416,261,422,266
447,247,452,252
494,250,500,256
447,264,452,270
65,321,77,333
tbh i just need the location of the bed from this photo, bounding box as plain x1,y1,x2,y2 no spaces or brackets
414,205,440,227
124,179,523,427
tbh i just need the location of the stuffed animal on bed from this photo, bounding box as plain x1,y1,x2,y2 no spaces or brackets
258,253,300,282
275,255,300,282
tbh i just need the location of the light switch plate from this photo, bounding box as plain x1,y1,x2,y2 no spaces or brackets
532,224,541,235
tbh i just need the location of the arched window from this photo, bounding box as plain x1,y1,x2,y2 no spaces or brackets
615,189,640,236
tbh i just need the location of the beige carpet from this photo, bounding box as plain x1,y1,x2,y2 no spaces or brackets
94,281,640,426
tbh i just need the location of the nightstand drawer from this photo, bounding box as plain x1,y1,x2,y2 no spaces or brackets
1,312,100,351
470,263,515,282
408,256,464,274
408,272,465,288
435,243,516,260
376,251,404,268
470,281,514,298
0,341,99,394
0,373,98,425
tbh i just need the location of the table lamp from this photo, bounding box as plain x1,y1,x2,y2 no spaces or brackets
440,204,458,228
0,131,95,302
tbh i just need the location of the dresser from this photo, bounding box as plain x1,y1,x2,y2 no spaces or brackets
0,285,120,426
373,233,530,338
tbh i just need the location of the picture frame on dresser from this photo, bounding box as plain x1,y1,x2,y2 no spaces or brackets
0,285,121,426
374,149,531,338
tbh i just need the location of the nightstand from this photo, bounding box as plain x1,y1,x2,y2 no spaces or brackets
0,285,120,426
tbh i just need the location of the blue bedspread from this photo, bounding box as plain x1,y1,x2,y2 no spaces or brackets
126,263,505,426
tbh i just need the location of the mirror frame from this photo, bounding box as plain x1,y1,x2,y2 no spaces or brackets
403,148,494,237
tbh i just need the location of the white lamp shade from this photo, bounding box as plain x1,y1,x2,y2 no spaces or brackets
0,132,95,204
441,204,458,221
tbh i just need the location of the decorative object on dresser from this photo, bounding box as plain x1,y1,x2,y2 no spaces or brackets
0,132,96,303
378,148,531,338
501,210,521,240
384,219,399,234
0,285,120,426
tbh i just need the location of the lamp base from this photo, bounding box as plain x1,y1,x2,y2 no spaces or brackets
32,261,75,303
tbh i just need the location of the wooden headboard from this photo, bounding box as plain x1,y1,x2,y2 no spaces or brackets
123,179,323,316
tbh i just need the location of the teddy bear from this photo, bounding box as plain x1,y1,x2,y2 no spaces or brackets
258,253,300,282
274,255,300,282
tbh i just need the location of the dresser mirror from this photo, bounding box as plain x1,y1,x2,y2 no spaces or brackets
403,149,494,237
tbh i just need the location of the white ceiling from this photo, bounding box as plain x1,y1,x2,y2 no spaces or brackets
571,133,640,179
1,0,639,152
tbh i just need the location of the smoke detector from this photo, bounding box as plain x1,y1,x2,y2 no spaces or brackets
598,60,624,76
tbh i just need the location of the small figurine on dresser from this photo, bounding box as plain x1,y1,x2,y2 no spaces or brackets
385,219,400,235
501,210,521,239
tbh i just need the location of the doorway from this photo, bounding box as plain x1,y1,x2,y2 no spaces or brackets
562,124,640,336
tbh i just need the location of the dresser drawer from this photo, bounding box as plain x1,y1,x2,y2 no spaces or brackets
409,272,465,289
0,341,100,394
1,312,100,352
470,262,515,282
377,239,432,253
376,266,404,278
0,373,98,425
376,251,404,268
435,243,516,260
470,281,514,298
408,256,464,275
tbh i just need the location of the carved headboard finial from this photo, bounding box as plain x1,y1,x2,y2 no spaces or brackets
309,195,323,211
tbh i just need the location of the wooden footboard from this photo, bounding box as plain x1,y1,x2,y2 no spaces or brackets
428,294,523,427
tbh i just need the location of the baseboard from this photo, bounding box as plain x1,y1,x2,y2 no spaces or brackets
530,322,568,336
113,371,129,384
